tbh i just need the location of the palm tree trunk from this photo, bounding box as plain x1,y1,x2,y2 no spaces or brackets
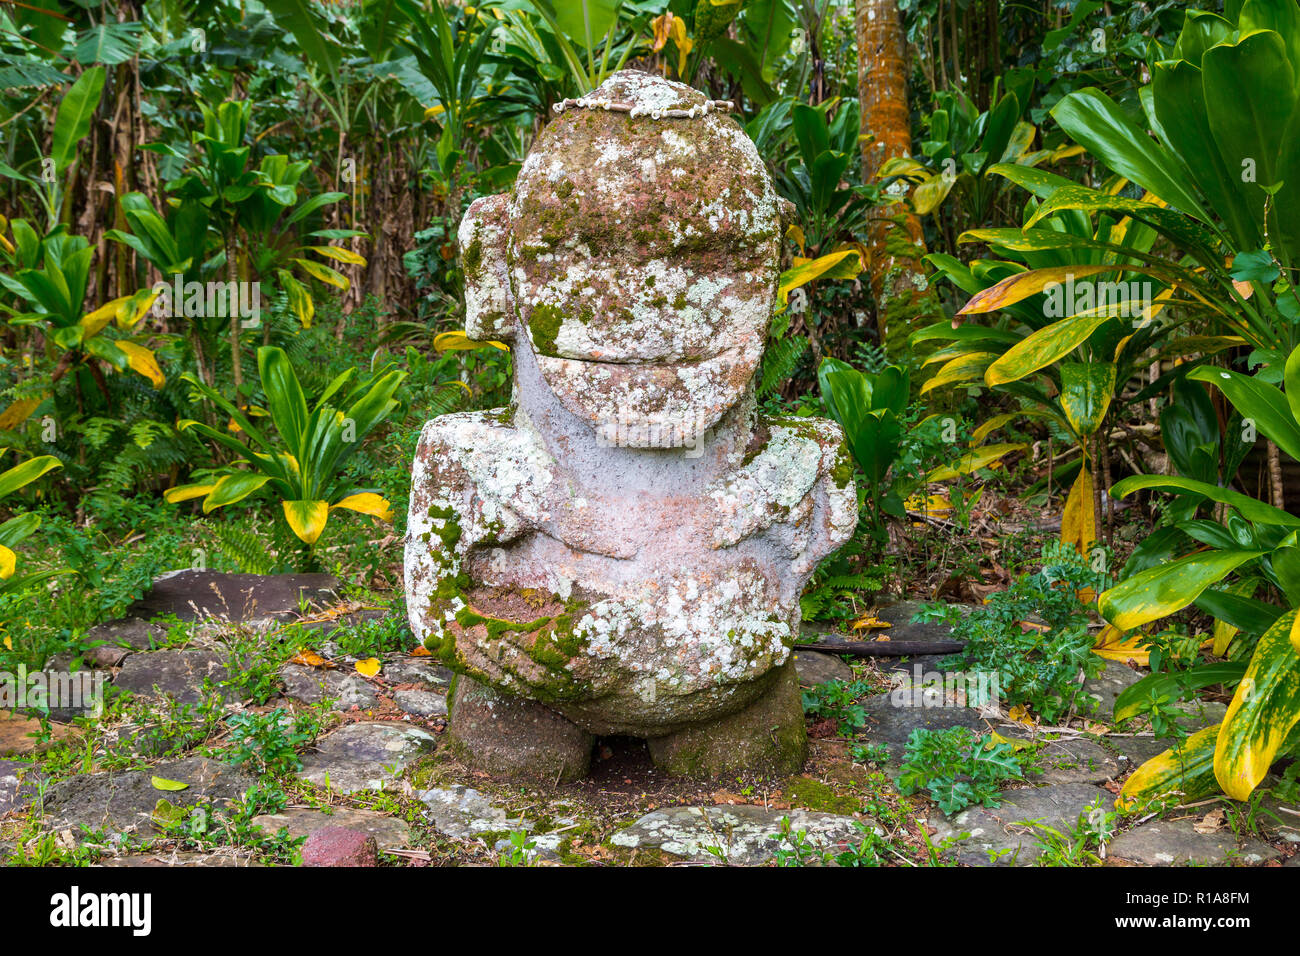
856,0,930,353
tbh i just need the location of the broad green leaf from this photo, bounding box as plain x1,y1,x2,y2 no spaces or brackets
1202,31,1296,244
1111,472,1300,528
1059,362,1116,436
283,499,329,544
257,346,310,460
1114,663,1248,723
957,264,1115,315
1051,87,1209,220
778,249,862,306
925,443,1023,482
51,67,106,174
1187,365,1300,463
1216,608,1300,799
920,352,996,395
1153,59,1260,251
1118,723,1221,808
984,311,1115,387
203,473,273,512
0,455,61,500
1099,550,1263,630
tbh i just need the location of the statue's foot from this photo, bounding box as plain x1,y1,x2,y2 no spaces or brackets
647,661,807,777
446,676,595,784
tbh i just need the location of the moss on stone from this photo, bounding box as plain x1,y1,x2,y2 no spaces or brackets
784,776,860,814
462,235,483,279
528,302,565,356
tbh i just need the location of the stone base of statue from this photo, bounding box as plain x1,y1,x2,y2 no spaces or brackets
445,676,595,784
445,661,806,783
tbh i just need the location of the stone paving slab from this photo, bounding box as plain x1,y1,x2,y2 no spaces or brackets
925,783,1112,866
610,804,877,865
419,784,533,840
1108,817,1281,866
857,693,987,749
793,649,853,687
128,570,339,623
42,756,256,836
278,664,378,711
112,649,231,704
393,689,447,717
298,722,436,794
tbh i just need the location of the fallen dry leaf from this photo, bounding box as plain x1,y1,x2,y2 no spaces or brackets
289,650,334,669
1194,808,1227,834
355,658,382,678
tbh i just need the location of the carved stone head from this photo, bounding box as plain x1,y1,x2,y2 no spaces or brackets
458,70,788,446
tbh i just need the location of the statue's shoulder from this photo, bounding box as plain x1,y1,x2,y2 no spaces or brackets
705,415,855,550
413,408,556,525
416,407,518,452
743,415,853,490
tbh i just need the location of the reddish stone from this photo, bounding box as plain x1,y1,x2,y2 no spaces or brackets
300,827,378,867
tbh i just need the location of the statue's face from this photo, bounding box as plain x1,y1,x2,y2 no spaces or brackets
459,72,783,448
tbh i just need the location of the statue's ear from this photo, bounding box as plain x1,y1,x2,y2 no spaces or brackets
459,193,515,342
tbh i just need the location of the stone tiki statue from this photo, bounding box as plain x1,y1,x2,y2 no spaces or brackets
405,71,856,782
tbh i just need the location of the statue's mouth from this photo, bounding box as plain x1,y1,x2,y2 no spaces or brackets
535,343,759,448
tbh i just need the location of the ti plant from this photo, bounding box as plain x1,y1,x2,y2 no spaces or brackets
1100,343,1300,803
882,81,1080,226
165,346,407,552
818,356,1020,540
0,219,163,389
0,454,64,596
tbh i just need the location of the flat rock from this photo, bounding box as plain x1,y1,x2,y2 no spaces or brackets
798,599,964,649
278,664,377,711
610,804,876,865
1017,735,1121,785
1253,786,1300,844
926,783,1112,866
301,827,378,867
113,648,231,704
0,759,39,814
298,721,436,794
128,570,339,624
0,710,79,757
42,756,255,836
857,692,987,749
1083,661,1145,720
419,784,532,840
873,654,952,678
252,807,411,850
393,689,447,717
1108,817,1282,866
874,599,965,642
83,618,168,666
1175,699,1228,732
793,649,853,687
1109,734,1175,770
97,850,262,867
382,654,452,687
